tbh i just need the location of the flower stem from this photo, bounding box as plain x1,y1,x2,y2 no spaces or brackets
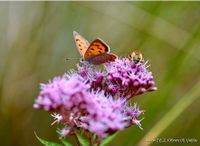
72,133,81,146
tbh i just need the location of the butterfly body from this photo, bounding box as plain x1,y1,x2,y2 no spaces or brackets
129,50,144,64
73,31,117,65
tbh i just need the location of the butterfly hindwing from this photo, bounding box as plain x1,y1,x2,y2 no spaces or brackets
86,53,117,65
84,39,110,59
73,31,90,57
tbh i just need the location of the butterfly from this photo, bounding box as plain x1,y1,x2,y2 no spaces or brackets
128,50,144,64
73,31,117,65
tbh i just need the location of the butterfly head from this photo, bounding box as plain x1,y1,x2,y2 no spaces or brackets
129,51,144,64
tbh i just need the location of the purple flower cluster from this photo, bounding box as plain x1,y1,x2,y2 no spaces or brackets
105,58,157,99
77,58,156,99
33,58,156,138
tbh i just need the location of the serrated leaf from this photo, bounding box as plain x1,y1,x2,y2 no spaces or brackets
60,139,73,146
76,133,89,146
100,133,118,146
34,132,63,146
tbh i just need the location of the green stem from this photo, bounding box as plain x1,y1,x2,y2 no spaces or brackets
72,133,82,146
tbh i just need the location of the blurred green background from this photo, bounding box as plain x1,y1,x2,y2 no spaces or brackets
0,1,200,146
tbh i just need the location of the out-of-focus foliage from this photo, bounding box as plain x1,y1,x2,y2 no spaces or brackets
0,2,200,146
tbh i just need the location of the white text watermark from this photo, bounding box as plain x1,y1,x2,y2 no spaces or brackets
147,138,198,143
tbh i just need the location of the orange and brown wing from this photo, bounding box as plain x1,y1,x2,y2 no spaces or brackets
87,53,117,65
83,38,110,59
73,31,90,57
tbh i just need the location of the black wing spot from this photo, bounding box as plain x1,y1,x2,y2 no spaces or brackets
98,51,102,53
91,39,109,52
90,48,94,50
76,39,80,41
95,44,100,47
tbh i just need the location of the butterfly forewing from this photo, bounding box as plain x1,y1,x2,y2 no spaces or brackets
73,31,90,57
84,39,110,59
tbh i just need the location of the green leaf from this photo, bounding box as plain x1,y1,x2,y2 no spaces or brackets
34,132,63,146
100,133,118,146
60,139,73,146
76,133,89,146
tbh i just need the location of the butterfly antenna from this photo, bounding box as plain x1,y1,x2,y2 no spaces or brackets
65,58,79,61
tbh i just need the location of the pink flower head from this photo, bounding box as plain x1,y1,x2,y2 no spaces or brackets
105,58,157,99
33,75,90,111
34,57,156,139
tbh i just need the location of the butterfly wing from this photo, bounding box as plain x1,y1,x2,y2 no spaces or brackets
73,31,90,57
83,38,110,59
87,53,117,65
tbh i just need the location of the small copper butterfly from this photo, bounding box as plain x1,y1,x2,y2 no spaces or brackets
73,31,117,65
128,50,144,64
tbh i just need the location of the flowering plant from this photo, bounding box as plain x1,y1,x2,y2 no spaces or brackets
34,58,156,146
